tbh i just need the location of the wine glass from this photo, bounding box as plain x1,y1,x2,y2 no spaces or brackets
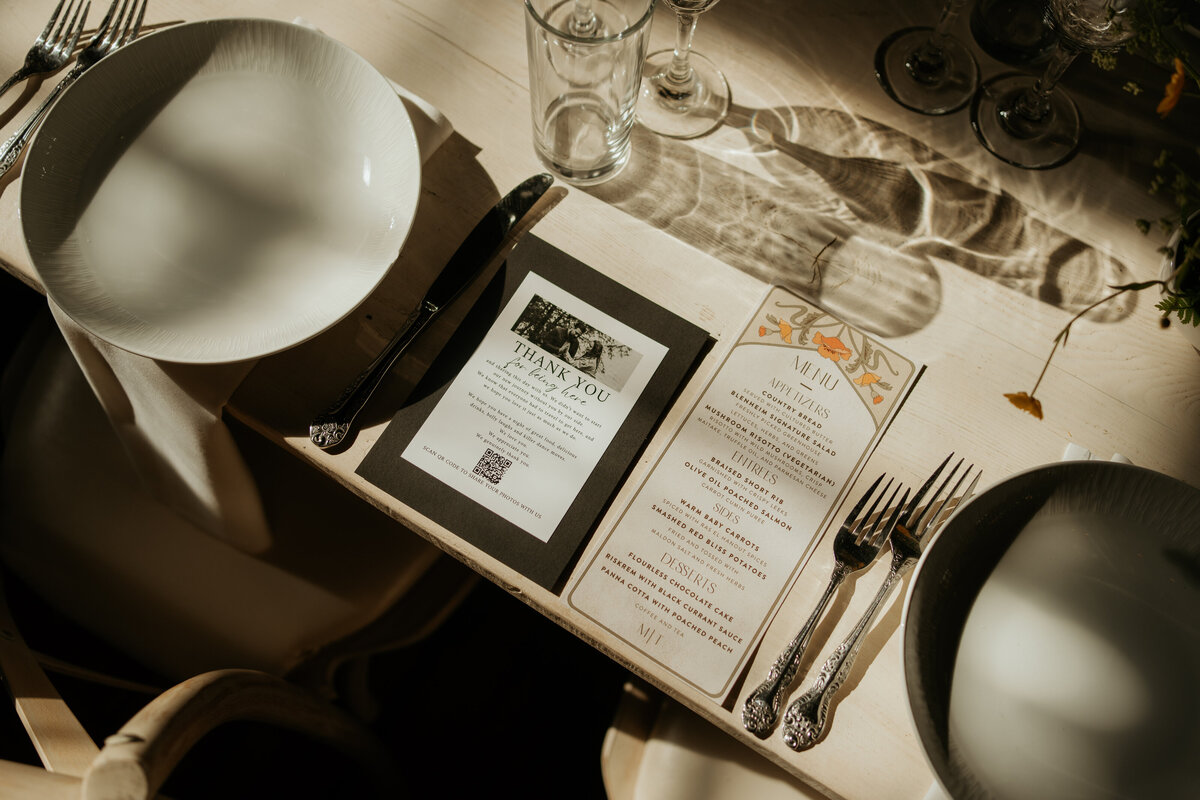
566,0,601,35
638,0,729,138
969,0,1058,69
971,0,1139,169
875,0,980,115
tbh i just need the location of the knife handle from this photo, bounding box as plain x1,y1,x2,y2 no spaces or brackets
308,302,433,450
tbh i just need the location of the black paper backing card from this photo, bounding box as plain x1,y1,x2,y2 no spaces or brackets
357,235,712,592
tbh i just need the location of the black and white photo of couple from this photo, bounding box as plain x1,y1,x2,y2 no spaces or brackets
511,295,643,392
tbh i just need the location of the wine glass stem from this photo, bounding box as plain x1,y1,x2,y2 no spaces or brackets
570,0,598,35
1016,45,1079,120
930,0,964,45
908,0,964,82
664,11,700,91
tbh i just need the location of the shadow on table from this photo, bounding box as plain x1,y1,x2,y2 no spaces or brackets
230,130,511,442
588,101,1138,339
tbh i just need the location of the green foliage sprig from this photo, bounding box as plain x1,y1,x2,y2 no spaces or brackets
1007,1,1200,420
1138,148,1200,325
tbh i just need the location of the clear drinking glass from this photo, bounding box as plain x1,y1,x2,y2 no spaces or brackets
638,0,728,138
524,0,656,185
970,0,1140,169
875,0,980,115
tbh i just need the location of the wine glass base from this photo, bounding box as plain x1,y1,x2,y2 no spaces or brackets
970,72,1081,169
638,49,730,139
875,26,979,115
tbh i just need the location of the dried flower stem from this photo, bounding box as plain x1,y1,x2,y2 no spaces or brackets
808,236,837,286
1009,279,1166,418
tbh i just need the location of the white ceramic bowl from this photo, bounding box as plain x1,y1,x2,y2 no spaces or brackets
21,18,421,363
903,461,1200,800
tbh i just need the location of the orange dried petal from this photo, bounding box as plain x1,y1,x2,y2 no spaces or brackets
1157,58,1186,118
1004,391,1044,420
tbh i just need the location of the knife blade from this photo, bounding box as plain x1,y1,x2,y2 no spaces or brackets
309,173,555,450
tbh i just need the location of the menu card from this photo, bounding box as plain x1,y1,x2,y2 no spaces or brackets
566,285,923,701
357,236,710,591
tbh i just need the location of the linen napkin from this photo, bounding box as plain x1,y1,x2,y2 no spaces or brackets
48,25,453,553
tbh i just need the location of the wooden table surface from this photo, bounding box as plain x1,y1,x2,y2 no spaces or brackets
2,1,1198,797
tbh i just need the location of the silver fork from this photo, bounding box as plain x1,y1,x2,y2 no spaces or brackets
781,454,981,751
742,474,909,738
0,0,91,99
0,0,147,179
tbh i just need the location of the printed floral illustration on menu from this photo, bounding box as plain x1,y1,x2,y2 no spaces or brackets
567,285,923,700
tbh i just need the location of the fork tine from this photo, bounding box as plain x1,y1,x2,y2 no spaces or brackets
843,473,885,531
851,476,892,543
873,486,910,545
47,0,70,43
912,457,964,530
88,0,121,46
38,0,68,43
106,0,131,48
134,0,148,38
913,460,975,538
864,482,902,544
953,471,982,520
60,0,89,55
900,452,953,526
112,0,132,45
0,0,92,101
925,466,978,533
120,0,147,46
114,0,137,48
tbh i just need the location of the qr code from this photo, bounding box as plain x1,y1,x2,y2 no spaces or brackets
473,448,513,485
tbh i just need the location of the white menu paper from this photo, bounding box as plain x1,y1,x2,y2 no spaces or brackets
567,285,922,699
401,271,668,542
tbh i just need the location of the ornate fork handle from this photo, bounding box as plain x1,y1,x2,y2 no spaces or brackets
0,66,35,99
741,562,851,738
308,304,429,450
0,62,85,179
781,555,914,751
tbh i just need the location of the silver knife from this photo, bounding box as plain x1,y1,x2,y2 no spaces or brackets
309,173,555,450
